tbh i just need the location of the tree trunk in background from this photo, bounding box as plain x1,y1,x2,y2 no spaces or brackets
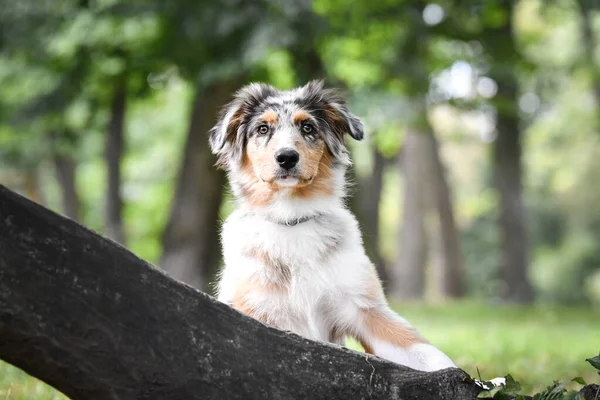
390,130,428,301
288,11,327,83
488,20,534,303
577,0,600,128
292,46,326,83
160,81,233,292
354,146,389,290
53,153,80,221
105,75,127,244
493,100,532,302
23,168,44,205
427,133,465,298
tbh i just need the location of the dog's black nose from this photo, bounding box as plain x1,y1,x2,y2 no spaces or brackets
275,149,300,170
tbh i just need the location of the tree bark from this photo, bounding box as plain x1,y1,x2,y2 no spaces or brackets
577,0,600,128
53,152,80,221
105,74,127,244
427,133,465,298
354,146,390,290
493,104,532,302
0,184,492,400
390,129,429,301
489,23,534,303
159,81,233,291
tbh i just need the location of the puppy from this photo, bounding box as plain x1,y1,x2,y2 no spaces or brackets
209,80,456,371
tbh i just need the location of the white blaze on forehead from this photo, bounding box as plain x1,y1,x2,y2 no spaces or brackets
273,127,298,150
264,86,307,105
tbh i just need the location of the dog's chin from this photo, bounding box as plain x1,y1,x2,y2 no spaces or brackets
275,176,300,187
266,172,313,188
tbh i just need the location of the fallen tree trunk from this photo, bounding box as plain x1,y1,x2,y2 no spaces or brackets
0,185,587,400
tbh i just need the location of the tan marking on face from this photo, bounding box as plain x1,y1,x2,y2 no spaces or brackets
240,109,334,204
239,151,278,207
261,110,277,125
244,126,280,181
293,110,311,124
362,309,428,348
291,148,334,199
324,104,344,125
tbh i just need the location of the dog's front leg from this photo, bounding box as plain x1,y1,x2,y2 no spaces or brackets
351,305,456,372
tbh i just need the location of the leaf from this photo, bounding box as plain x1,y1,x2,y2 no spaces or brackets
585,353,600,371
477,385,504,398
531,381,566,400
571,377,586,385
504,374,521,394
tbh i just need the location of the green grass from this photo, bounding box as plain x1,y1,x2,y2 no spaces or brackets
391,301,600,394
0,363,67,400
1,301,599,399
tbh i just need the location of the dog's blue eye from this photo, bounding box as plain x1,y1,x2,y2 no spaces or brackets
258,125,269,135
301,123,313,134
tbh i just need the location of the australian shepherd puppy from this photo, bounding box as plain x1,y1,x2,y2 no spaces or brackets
209,80,455,372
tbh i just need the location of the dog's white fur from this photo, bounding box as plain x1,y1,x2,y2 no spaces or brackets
211,81,456,372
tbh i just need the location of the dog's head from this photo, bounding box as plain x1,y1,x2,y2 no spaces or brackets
209,80,363,193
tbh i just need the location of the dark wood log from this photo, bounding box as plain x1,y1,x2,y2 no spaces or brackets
580,384,600,400
0,185,494,399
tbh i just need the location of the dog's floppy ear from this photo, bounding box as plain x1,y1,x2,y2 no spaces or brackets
209,82,278,168
300,80,364,165
326,102,364,141
302,80,364,142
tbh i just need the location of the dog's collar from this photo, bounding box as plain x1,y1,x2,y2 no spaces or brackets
276,215,316,227
258,213,322,227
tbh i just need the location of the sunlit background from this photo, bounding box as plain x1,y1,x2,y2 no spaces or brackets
1,0,600,398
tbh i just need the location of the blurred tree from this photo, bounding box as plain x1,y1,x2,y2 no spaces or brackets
433,1,533,302
51,129,81,220
575,0,600,127
0,0,157,242
352,146,391,290
105,70,128,244
160,80,232,291
390,5,465,301
427,131,465,298
0,0,88,211
395,129,429,299
485,3,533,302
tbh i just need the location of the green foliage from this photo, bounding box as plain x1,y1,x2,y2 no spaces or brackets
473,354,599,400
585,353,600,371
477,374,521,398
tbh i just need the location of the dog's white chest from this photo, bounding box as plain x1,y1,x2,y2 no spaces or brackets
218,209,366,341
